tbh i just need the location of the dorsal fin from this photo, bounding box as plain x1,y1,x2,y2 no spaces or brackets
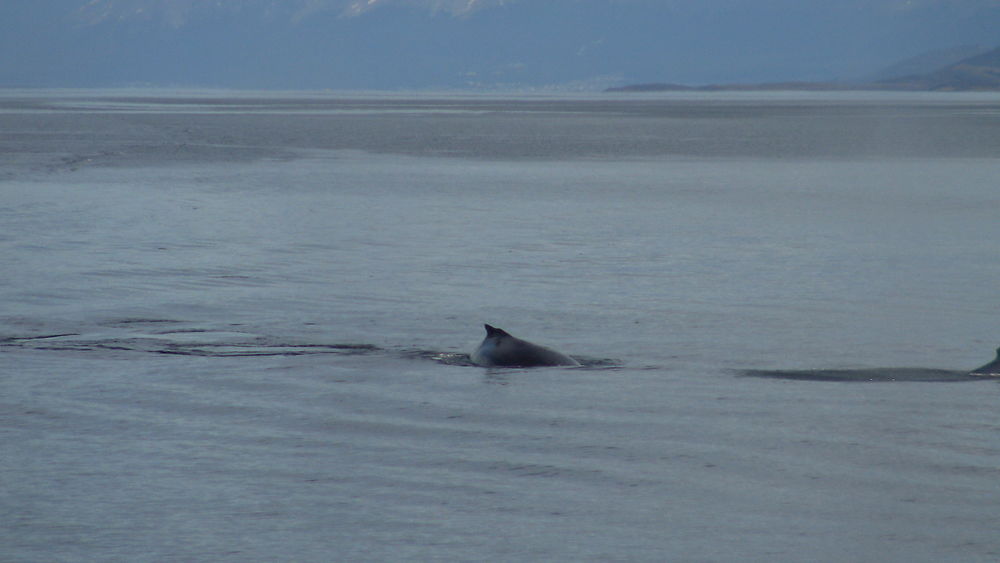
484,324,511,338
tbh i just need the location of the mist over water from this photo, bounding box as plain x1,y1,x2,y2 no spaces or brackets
3,91,1000,561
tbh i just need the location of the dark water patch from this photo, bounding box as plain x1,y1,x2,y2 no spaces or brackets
2,333,81,342
740,368,987,383
3,333,381,358
573,356,625,369
154,342,381,358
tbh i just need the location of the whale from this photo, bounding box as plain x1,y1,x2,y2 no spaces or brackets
471,324,580,368
970,346,1000,376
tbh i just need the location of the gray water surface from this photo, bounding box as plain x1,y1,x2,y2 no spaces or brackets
3,91,1000,562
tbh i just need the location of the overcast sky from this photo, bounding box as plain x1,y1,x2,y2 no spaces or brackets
1,0,998,89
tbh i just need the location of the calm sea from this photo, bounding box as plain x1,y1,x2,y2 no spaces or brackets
3,90,1000,562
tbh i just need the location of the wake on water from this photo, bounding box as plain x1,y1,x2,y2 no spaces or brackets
742,345,1000,382
739,367,984,383
4,320,993,380
1,322,619,368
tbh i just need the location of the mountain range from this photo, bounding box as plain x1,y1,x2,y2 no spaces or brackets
878,45,1000,90
610,44,1000,92
1,0,999,90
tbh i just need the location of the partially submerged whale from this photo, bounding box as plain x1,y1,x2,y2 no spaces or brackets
970,346,1000,376
471,324,580,368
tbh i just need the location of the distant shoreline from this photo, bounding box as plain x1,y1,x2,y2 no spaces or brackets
606,81,1000,93
608,47,1000,93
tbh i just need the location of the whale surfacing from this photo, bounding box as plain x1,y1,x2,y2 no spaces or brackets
970,346,1000,376
471,324,580,368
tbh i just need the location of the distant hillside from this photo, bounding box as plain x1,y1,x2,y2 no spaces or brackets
877,46,1000,90
609,44,1000,92
867,45,990,82
606,81,856,93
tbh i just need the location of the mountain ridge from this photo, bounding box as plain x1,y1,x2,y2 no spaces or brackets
608,45,1000,92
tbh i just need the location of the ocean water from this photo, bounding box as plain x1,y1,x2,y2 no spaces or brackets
2,90,1000,562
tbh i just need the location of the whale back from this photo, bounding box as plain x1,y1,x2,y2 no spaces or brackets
969,346,1000,376
472,324,579,367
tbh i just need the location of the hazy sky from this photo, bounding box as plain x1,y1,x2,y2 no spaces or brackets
1,0,998,89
